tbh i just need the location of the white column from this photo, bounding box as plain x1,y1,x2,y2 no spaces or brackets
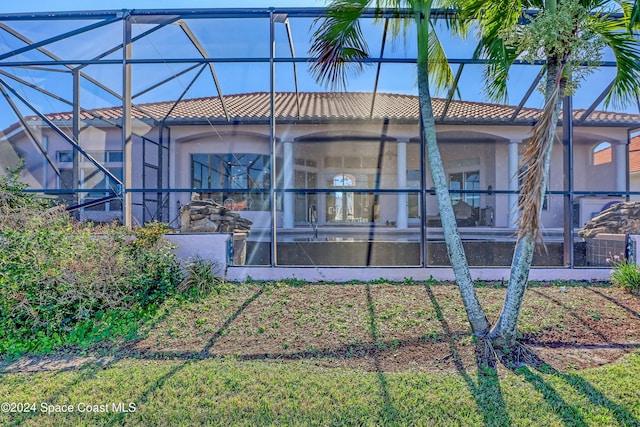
283,140,295,228
615,142,627,193
508,140,520,228
396,141,408,229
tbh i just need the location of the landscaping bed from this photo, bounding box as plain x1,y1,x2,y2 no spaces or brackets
1,281,640,426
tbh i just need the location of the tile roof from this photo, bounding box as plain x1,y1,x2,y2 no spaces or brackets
11,91,640,128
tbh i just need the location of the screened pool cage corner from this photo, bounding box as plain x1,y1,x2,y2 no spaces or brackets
1,8,639,268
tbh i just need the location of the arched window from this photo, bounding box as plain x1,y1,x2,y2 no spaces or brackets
593,142,612,166
332,173,356,221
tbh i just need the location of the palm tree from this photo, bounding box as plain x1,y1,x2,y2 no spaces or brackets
631,0,640,27
309,0,491,337
310,0,640,360
464,0,640,351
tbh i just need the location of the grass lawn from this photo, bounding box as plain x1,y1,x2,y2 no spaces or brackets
1,281,639,426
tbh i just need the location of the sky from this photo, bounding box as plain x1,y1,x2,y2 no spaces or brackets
0,0,323,14
0,0,635,115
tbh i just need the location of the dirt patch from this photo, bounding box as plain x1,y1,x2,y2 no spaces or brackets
3,283,639,373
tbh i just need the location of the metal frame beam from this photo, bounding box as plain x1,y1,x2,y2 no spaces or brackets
439,64,464,121
0,76,122,187
370,18,389,119
577,78,616,123
0,17,122,62
510,66,545,121
276,14,301,118
0,84,60,177
122,14,133,227
178,20,230,121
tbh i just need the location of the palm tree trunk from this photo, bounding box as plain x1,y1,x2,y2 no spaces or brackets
415,7,489,337
489,59,565,349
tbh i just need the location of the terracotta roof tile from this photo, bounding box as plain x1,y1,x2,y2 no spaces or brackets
5,92,640,128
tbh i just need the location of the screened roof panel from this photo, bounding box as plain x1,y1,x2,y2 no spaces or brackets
454,64,490,104
278,59,379,94
0,7,638,125
380,19,417,59
432,19,479,60
41,22,123,61
79,71,124,111
0,83,71,129
275,17,315,59
279,16,384,60
131,22,203,60
376,63,419,96
210,62,270,94
0,66,72,100
132,63,208,104
501,64,544,107
572,67,640,115
178,18,271,58
0,19,105,45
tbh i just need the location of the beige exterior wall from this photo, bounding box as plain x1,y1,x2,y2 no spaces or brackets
3,120,633,230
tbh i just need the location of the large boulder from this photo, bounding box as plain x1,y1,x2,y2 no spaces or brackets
578,201,640,239
180,199,252,233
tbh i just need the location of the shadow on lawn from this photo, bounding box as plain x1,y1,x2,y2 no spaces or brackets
365,284,401,425
529,288,610,342
107,286,265,425
25,283,634,426
5,358,118,427
587,288,640,319
517,351,640,427
517,289,640,426
425,285,639,426
424,284,513,427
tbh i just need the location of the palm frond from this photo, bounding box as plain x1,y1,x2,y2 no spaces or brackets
628,0,640,29
517,83,560,242
480,36,521,103
427,20,458,94
309,0,374,90
590,14,640,109
463,0,525,103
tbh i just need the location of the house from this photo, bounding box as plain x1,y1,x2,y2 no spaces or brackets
2,91,637,268
630,135,640,201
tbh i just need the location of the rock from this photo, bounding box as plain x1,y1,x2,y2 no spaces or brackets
578,201,640,238
180,199,252,234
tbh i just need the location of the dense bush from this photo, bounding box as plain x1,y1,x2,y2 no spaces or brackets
0,167,182,356
609,256,640,296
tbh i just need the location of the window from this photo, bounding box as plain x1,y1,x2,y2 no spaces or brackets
191,153,272,210
57,150,123,163
57,151,73,163
407,169,420,219
57,150,123,212
449,170,480,208
593,142,612,165
58,167,122,211
325,173,377,223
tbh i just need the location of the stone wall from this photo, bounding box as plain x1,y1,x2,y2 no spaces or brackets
578,201,640,239
180,200,252,233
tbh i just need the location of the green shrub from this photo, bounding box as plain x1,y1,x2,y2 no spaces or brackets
609,256,640,296
177,256,225,298
0,171,183,356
